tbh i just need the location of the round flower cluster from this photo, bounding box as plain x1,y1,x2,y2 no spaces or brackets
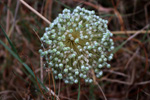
39,6,114,84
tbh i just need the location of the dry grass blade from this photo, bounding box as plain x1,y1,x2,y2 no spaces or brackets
6,0,11,33
19,0,51,24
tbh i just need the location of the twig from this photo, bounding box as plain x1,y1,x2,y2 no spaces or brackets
112,30,150,34
46,87,60,100
101,64,136,86
19,0,51,24
95,81,107,100
123,48,150,63
135,80,150,85
126,24,149,41
101,68,135,85
103,69,129,78
113,24,149,54
91,69,107,100
101,78,131,85
141,90,150,96
32,29,46,51
125,47,140,69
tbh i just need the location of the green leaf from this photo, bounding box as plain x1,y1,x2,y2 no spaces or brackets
0,39,47,91
0,25,18,55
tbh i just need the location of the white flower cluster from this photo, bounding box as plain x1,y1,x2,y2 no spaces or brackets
39,6,114,84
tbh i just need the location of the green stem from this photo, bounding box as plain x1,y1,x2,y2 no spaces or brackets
77,79,81,100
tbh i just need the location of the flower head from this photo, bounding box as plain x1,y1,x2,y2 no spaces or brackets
39,6,114,84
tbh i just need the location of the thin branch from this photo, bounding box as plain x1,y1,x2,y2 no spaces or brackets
126,24,149,41
95,81,107,100
135,80,150,85
141,89,150,96
46,87,60,100
103,69,129,78
112,30,150,34
125,47,140,69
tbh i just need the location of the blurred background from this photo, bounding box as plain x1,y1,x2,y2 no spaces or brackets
0,0,150,100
